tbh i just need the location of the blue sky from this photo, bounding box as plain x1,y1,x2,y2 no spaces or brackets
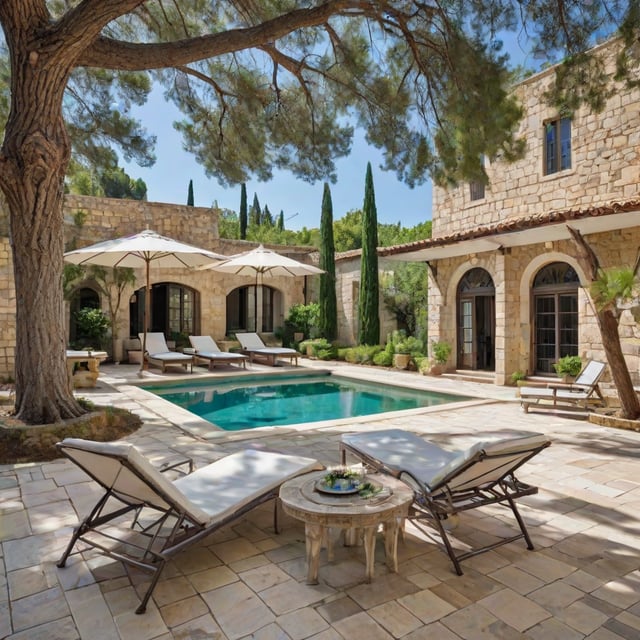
123,87,432,231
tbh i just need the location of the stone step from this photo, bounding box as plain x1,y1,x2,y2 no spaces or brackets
442,370,496,384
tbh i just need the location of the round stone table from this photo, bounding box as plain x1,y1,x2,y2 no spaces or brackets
279,470,414,584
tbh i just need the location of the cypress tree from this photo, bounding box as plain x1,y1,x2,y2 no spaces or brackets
319,183,338,340
250,193,261,226
277,210,285,231
358,163,380,345
239,183,248,239
187,179,194,206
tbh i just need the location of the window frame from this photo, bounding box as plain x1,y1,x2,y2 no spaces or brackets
543,117,572,175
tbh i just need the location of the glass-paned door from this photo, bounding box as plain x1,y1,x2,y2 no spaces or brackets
532,262,579,374
459,299,474,368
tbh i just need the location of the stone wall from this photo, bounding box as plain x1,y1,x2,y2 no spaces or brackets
433,39,640,238
428,227,640,385
335,254,396,346
1,195,317,378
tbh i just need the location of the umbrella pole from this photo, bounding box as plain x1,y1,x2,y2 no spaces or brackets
139,260,150,375
254,273,258,333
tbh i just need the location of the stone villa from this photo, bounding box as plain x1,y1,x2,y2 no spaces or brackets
1,37,639,386
377,37,640,386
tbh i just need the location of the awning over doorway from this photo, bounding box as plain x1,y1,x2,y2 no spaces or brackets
378,203,640,262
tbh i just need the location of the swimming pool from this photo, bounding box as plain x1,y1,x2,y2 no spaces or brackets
143,373,469,431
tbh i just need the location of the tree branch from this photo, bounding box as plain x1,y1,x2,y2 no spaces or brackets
76,1,372,70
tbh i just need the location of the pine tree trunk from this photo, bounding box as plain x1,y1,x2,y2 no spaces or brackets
0,26,84,424
598,309,640,420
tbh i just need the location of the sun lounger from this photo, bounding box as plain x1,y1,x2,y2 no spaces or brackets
140,332,193,373
340,428,550,575
56,438,322,613
187,335,249,369
520,360,606,414
236,332,299,366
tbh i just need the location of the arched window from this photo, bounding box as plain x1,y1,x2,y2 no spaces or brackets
129,283,199,347
226,285,277,334
532,262,579,374
69,287,100,346
456,268,495,370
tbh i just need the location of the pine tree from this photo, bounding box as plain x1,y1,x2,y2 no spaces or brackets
239,183,248,239
277,210,285,231
250,193,261,226
263,204,274,226
358,163,380,345
319,183,338,341
187,179,194,206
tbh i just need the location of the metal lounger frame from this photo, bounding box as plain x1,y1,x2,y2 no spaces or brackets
340,437,550,575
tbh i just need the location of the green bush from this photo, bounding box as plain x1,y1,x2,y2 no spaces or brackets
553,355,582,378
74,307,110,349
373,350,393,366
284,303,320,338
431,340,452,364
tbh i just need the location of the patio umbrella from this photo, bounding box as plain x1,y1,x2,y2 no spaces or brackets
201,244,324,332
64,229,226,374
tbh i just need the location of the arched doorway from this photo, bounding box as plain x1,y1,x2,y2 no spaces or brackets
532,262,579,374
226,285,279,334
69,286,100,347
457,268,495,370
129,283,199,347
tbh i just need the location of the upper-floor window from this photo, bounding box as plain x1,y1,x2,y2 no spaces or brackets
469,155,486,201
469,181,485,201
544,117,571,175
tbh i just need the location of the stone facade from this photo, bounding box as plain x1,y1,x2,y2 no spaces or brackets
426,38,640,386
433,39,639,236
334,253,395,345
1,195,316,378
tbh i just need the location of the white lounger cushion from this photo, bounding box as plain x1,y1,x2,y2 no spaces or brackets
342,429,549,492
519,387,589,401
236,332,297,355
189,336,247,361
59,439,321,526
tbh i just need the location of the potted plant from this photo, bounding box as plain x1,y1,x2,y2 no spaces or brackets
430,340,452,375
553,355,582,382
393,335,423,370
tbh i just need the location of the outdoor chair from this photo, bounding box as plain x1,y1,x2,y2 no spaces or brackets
187,335,249,369
520,360,606,414
56,438,322,613
140,332,193,373
340,428,551,575
236,332,299,366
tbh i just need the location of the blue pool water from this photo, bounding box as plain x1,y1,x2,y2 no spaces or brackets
143,374,469,431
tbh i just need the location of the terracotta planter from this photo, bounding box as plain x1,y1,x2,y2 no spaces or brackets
394,353,412,370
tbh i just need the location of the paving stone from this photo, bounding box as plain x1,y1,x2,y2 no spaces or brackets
479,587,550,632
347,572,419,609
592,573,640,609
368,600,423,637
397,588,456,624
277,607,329,639
169,613,224,639
113,603,168,640
315,595,363,623
202,580,275,639
65,583,119,640
1,510,31,540
240,563,291,592
488,565,545,594
558,599,610,634
160,595,209,628
188,564,238,593
11,586,71,633
8,565,56,600
259,578,335,616
3,616,79,640
526,616,589,640
152,576,198,608
332,611,394,639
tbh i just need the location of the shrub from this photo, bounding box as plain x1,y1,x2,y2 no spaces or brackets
553,355,582,378
431,340,452,365
373,350,393,366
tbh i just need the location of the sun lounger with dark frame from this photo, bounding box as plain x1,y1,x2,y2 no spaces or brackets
236,332,299,366
340,428,550,575
56,438,322,613
140,332,194,373
188,335,249,369
519,360,606,414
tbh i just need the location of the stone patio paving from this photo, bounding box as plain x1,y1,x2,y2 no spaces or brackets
1,362,639,639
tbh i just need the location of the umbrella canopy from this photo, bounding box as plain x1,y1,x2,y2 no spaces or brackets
64,229,226,373
202,245,324,331
206,244,324,278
